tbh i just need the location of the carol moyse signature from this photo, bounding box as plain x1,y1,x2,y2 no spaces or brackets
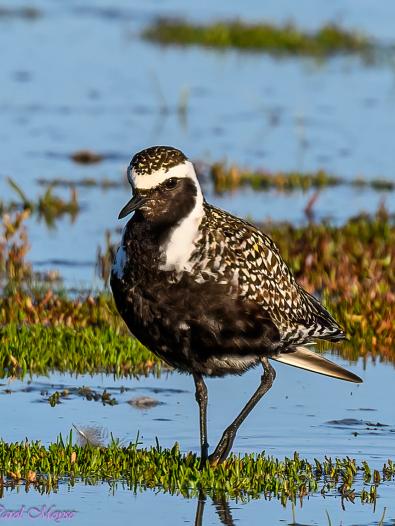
0,505,75,522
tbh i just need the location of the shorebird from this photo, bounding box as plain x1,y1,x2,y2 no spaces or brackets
110,146,362,466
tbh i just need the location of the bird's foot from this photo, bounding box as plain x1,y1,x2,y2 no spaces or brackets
207,426,236,467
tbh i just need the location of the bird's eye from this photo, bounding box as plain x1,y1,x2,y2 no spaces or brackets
165,178,178,189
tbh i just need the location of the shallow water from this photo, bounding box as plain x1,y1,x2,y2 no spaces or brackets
1,0,395,286
0,356,394,524
2,356,394,463
1,484,393,526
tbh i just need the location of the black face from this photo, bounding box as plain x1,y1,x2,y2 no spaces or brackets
120,177,198,231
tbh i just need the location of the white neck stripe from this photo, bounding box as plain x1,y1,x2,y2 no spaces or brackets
159,190,204,273
127,159,204,273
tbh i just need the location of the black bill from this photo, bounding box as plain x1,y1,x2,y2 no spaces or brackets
118,194,147,219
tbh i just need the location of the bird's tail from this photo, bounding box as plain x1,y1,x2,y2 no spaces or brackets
270,346,362,383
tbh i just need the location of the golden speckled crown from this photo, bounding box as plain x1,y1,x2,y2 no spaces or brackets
130,146,188,176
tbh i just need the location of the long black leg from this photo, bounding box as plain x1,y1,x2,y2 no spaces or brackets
193,373,209,466
209,357,276,466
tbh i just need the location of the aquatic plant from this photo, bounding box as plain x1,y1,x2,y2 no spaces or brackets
0,288,119,326
0,179,80,227
70,150,104,164
143,20,372,57
0,435,393,504
36,176,127,189
0,323,161,379
0,211,32,289
209,163,395,193
47,387,117,407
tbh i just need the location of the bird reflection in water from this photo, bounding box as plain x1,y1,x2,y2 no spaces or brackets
194,492,235,526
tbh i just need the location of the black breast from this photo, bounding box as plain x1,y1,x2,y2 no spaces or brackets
110,216,281,377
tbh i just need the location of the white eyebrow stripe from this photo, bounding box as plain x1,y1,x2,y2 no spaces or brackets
130,161,197,190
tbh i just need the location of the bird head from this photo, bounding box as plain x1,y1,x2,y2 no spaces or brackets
119,146,203,228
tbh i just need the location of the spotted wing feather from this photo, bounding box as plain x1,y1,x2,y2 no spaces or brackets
189,204,344,345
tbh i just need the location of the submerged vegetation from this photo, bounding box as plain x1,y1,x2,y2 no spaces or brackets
143,20,373,57
0,435,393,504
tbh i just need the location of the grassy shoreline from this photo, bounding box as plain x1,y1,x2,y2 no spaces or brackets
0,435,392,503
0,323,161,379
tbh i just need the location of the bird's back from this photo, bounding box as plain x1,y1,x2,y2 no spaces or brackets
186,203,345,345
